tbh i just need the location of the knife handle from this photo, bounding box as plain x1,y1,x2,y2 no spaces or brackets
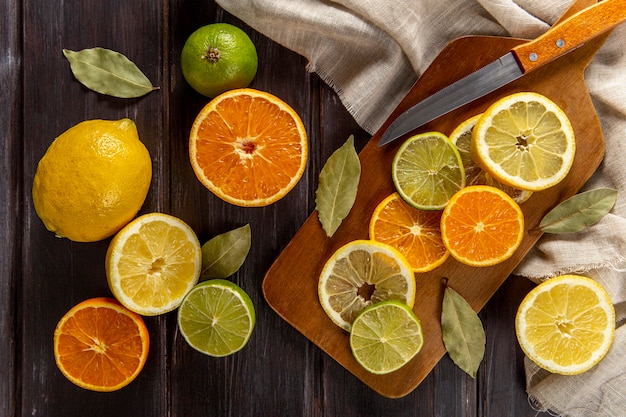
512,0,626,72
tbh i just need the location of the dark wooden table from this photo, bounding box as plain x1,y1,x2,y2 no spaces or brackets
2,0,539,415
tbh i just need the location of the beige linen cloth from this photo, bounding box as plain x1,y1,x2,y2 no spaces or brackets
214,0,626,414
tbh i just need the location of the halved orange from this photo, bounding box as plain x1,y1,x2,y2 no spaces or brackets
369,192,449,272
53,297,150,392
441,185,524,267
189,88,308,207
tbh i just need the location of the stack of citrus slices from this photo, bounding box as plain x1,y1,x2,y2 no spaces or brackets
317,92,578,374
317,240,423,374
385,91,575,269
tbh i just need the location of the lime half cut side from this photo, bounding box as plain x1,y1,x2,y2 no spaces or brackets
178,279,256,357
392,132,465,210
350,300,423,375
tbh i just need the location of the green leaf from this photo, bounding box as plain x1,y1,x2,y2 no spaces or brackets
63,47,158,98
315,135,361,237
201,224,251,279
441,285,485,378
539,188,617,234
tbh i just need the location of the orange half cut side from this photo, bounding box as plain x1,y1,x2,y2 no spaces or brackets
189,88,308,207
53,297,150,392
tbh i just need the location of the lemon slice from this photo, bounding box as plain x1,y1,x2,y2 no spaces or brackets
449,114,532,204
178,279,256,357
392,132,465,210
515,275,615,375
470,92,575,191
106,213,202,316
318,240,415,331
350,300,423,375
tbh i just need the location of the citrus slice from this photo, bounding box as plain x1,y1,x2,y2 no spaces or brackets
178,279,256,357
53,297,149,392
392,131,465,210
515,275,615,375
441,185,524,267
369,192,449,273
449,114,532,204
189,88,308,207
350,300,423,375
318,239,416,331
106,213,202,316
470,92,575,191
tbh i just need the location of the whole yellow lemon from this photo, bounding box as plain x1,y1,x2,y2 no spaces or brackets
32,118,152,242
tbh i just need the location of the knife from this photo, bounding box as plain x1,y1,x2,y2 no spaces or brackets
378,0,626,147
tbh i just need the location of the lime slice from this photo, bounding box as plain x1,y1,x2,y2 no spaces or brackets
350,300,423,374
392,132,465,210
177,279,256,357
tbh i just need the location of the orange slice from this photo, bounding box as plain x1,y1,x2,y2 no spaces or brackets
369,192,449,272
53,297,150,392
470,92,575,191
441,185,524,267
189,88,308,207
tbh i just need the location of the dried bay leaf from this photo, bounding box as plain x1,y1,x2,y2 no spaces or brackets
201,224,251,280
539,188,617,234
316,135,361,237
63,47,158,98
441,285,485,378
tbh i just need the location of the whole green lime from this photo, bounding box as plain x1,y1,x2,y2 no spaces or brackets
181,23,258,98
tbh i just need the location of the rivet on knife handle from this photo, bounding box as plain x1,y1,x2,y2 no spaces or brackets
513,0,626,72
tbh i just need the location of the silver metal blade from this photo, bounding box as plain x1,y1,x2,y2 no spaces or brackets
378,52,523,147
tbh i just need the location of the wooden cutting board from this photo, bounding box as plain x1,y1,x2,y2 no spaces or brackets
263,0,608,398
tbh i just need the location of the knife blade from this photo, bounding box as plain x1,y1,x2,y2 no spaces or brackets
378,0,626,147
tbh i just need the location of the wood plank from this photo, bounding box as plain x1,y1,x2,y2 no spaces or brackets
1,0,21,415
20,0,168,414
479,275,537,416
